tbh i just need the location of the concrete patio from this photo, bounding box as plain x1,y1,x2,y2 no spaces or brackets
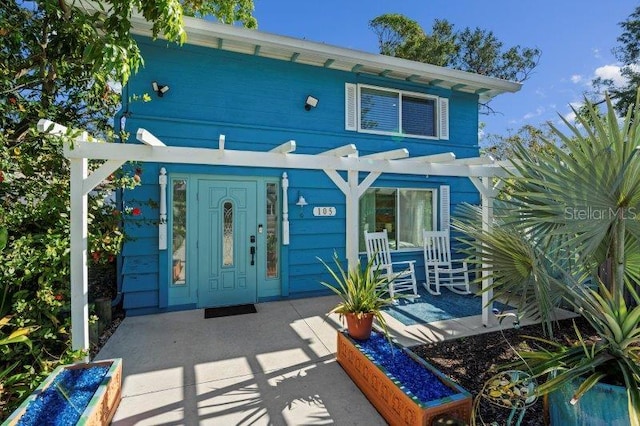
95,294,571,425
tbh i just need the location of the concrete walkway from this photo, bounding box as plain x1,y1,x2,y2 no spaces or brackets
96,296,387,425
96,295,573,425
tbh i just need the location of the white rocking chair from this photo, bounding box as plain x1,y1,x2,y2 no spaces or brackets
364,230,419,299
422,230,471,296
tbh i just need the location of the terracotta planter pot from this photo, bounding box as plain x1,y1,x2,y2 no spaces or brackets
345,312,374,340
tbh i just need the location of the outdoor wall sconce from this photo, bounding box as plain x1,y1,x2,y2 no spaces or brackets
304,95,318,111
296,192,308,217
152,81,170,97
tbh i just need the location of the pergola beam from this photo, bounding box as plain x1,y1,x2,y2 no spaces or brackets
362,148,409,161
137,129,167,147
269,140,296,154
319,144,357,157
401,153,456,163
63,140,509,178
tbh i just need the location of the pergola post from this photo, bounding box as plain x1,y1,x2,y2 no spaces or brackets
70,158,89,354
469,176,504,327
345,169,360,269
480,177,494,327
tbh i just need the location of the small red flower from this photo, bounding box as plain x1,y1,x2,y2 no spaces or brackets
133,174,141,183
135,168,142,175
108,255,115,263
132,207,141,216
91,251,100,261
112,210,120,216
0,170,4,183
54,294,63,301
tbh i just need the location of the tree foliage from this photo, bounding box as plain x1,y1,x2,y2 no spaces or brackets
369,13,540,83
0,0,255,416
482,123,560,160
592,5,640,116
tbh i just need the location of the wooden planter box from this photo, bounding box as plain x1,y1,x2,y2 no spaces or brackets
5,358,122,425
337,332,471,425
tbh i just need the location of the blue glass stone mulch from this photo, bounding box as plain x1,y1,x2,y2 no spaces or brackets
17,365,109,426
356,332,455,404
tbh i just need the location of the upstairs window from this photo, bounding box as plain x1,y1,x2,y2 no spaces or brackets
346,83,448,140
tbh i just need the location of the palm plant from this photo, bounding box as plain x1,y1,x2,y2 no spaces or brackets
454,91,640,424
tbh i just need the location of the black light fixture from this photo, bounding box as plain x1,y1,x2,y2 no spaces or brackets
152,81,170,97
304,95,318,111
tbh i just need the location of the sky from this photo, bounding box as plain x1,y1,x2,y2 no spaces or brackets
252,0,637,141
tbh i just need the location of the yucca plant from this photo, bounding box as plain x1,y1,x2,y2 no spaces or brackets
319,252,397,339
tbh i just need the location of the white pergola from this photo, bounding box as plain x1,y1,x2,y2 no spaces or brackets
38,119,509,354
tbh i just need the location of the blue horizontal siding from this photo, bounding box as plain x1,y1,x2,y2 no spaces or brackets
117,34,484,315
121,237,157,256
122,274,158,293
123,290,159,310
122,255,158,275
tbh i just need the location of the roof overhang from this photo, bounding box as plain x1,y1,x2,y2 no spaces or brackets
128,15,522,102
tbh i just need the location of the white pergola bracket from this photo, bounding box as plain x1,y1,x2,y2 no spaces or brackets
83,160,127,195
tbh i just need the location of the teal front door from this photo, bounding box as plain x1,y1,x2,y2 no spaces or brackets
197,179,257,307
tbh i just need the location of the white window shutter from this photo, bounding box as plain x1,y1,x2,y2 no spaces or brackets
439,185,450,232
439,97,449,140
345,83,357,131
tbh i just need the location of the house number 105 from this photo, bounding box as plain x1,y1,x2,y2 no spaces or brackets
313,207,336,217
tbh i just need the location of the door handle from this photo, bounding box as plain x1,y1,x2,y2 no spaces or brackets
250,246,256,265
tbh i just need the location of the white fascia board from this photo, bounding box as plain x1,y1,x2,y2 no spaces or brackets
129,15,521,98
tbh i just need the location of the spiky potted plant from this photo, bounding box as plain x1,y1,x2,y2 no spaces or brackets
319,252,396,340
455,91,640,425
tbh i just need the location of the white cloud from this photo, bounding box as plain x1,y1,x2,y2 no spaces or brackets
593,48,601,59
594,64,626,87
560,102,583,124
523,106,545,120
570,74,583,84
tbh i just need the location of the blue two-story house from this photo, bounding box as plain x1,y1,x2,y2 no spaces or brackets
117,16,521,316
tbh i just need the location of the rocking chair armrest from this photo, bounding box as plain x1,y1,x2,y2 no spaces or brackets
391,260,416,270
390,260,416,267
451,259,469,269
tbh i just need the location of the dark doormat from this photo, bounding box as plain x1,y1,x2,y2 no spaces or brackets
204,304,257,319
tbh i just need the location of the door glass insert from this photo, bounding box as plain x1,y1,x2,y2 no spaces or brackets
223,201,234,266
266,183,279,278
172,179,187,285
